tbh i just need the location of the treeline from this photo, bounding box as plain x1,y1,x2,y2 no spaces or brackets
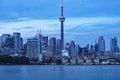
0,55,29,65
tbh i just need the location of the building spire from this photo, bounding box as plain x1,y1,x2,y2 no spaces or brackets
61,0,64,16
61,0,63,6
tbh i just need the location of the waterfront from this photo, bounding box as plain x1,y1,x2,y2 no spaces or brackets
0,65,120,80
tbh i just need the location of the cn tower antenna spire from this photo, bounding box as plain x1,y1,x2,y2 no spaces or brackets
61,0,64,16
61,0,63,6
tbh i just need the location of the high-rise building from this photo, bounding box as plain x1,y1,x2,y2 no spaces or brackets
78,46,83,56
56,39,62,56
96,36,105,55
4,38,14,48
90,45,94,53
42,36,48,54
0,34,11,54
75,45,79,56
20,38,24,55
43,36,48,44
1,34,11,48
35,31,43,42
1,34,11,42
65,42,71,56
59,0,65,50
0,36,2,50
13,32,21,55
23,43,27,56
95,44,98,52
2,38,14,54
49,38,56,56
70,39,75,57
26,38,41,59
110,36,119,53
35,31,43,53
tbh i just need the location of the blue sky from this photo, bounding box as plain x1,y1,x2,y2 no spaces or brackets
0,0,120,50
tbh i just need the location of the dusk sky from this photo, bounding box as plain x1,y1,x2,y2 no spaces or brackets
0,0,120,50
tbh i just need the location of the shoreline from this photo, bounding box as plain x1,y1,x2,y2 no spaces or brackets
0,63,120,66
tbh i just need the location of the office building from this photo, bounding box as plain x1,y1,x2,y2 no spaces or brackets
43,36,48,45
96,36,105,55
65,42,71,56
26,38,41,59
0,36,2,50
49,38,56,56
110,36,119,53
70,39,75,57
1,34,11,48
56,39,62,56
13,32,22,55
35,31,43,53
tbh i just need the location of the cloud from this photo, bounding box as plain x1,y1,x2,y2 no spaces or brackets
12,28,21,30
65,17,120,32
0,0,120,20
0,16,120,49
0,17,120,35
17,17,30,21
22,26,34,29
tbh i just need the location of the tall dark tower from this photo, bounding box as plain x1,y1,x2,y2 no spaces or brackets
59,0,65,50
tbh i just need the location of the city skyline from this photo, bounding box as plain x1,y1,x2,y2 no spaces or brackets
0,0,120,50
0,32,120,51
0,1,120,80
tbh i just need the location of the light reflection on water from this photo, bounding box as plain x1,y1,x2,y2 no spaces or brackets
0,65,120,80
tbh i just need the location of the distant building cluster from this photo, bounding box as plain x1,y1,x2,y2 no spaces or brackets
0,32,120,64
0,32,23,56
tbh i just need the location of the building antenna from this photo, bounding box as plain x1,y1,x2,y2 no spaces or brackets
61,0,63,6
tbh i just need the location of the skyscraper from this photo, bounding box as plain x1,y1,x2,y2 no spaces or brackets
26,32,42,60
59,0,65,50
65,43,71,56
4,38,14,48
56,39,62,56
70,39,75,57
110,36,119,53
3,38,14,54
13,32,21,55
43,36,48,46
26,38,41,59
0,36,2,50
96,36,105,55
35,31,43,53
49,38,56,56
42,36,48,54
1,34,11,48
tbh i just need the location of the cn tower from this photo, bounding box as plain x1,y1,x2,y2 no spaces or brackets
59,0,65,50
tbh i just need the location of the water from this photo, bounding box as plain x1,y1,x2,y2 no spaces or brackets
0,65,120,80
